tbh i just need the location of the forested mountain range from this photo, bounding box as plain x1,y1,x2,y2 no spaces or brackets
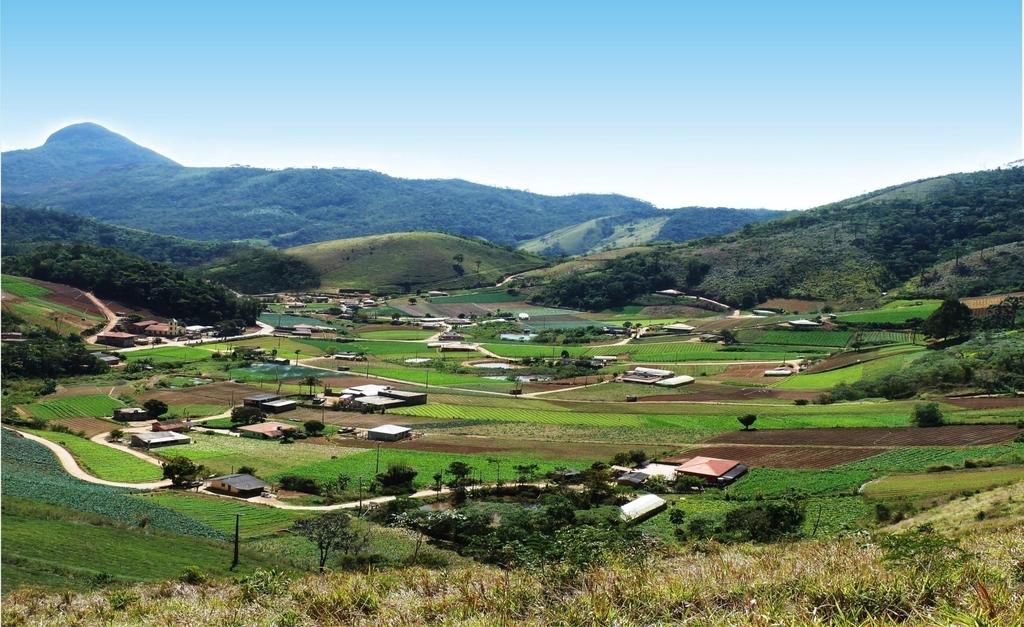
0,123,781,248
533,167,1024,309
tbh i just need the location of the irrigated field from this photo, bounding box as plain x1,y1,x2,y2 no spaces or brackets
24,395,123,421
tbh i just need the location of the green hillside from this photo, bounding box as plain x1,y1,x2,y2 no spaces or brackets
520,208,785,257
2,206,319,293
533,168,1024,308
287,232,545,292
901,241,1024,297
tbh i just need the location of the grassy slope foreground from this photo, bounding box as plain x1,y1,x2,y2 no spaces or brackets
287,232,544,292
3,515,1021,625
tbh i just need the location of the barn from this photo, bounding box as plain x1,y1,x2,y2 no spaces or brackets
207,473,269,498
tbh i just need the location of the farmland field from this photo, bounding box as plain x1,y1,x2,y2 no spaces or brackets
862,466,1024,500
1,275,104,333
50,416,118,437
25,430,163,482
737,330,853,348
837,301,940,324
24,395,123,421
358,329,434,340
663,444,887,469
149,432,361,477
137,492,308,537
707,424,1022,447
123,346,215,364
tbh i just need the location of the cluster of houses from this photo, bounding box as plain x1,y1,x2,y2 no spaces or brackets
314,384,427,413
96,319,217,348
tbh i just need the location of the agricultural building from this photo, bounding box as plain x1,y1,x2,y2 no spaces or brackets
439,332,465,341
619,494,667,523
763,368,793,377
786,319,821,329
437,342,477,351
656,289,684,296
752,309,778,316
676,456,748,486
207,473,269,498
128,319,160,333
367,424,413,441
237,421,289,439
655,375,695,387
113,407,148,421
662,323,695,334
621,366,674,384
332,352,365,361
590,355,618,367
342,384,392,397
380,389,427,406
142,323,178,337
130,430,191,449
550,469,582,483
353,396,406,412
616,471,649,487
151,420,188,432
499,333,536,342
602,326,628,335
427,290,449,297
93,352,122,365
243,393,281,407
261,399,297,414
95,331,139,348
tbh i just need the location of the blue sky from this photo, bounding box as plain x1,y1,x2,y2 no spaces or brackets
2,1,1020,209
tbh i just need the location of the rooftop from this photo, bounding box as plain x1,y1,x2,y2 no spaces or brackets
368,424,412,435
677,456,740,478
211,473,269,491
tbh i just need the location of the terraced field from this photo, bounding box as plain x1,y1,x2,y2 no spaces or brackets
123,346,216,364
837,301,940,324
738,330,853,348
24,395,123,421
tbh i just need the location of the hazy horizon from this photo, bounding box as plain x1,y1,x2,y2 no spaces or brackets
3,1,1021,210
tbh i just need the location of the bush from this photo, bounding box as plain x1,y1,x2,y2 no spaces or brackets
911,402,944,428
231,406,266,426
722,500,805,542
278,475,321,494
793,399,809,406
179,565,207,584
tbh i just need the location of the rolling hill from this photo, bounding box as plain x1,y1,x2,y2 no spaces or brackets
1,206,319,293
532,168,1024,308
286,232,544,292
1,123,780,248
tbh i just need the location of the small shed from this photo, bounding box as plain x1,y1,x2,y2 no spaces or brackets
763,368,793,377
208,473,269,498
113,407,148,421
616,471,649,487
243,393,281,407
655,375,696,387
95,332,139,348
367,424,412,442
662,323,695,334
130,431,191,449
261,399,297,414
619,494,667,523
787,319,821,329
380,389,428,407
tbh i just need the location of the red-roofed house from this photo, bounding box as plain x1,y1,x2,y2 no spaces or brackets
237,421,290,439
676,456,748,486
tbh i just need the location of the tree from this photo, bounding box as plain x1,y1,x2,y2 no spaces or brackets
447,460,474,487
452,253,465,264
304,420,325,436
922,299,973,340
108,429,125,442
291,512,366,572
237,465,257,475
231,405,265,426
215,319,244,337
512,463,538,486
143,399,168,419
162,456,205,487
723,500,805,542
432,472,444,492
911,402,944,427
302,375,322,396
628,449,649,467
738,414,758,431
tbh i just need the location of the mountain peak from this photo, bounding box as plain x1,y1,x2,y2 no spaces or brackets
2,122,180,192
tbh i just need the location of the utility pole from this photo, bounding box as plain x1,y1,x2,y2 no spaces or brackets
357,476,364,514
230,513,241,570
375,441,382,474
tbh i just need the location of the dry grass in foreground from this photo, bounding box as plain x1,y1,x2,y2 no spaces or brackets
3,524,1023,626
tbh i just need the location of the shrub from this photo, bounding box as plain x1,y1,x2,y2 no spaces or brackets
179,565,207,584
793,399,809,406
722,500,805,542
278,475,321,494
911,402,944,428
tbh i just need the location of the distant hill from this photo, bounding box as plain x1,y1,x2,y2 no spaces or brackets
1,123,778,248
1,123,179,192
901,241,1024,298
1,206,318,293
286,232,545,292
532,168,1024,308
520,207,787,256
